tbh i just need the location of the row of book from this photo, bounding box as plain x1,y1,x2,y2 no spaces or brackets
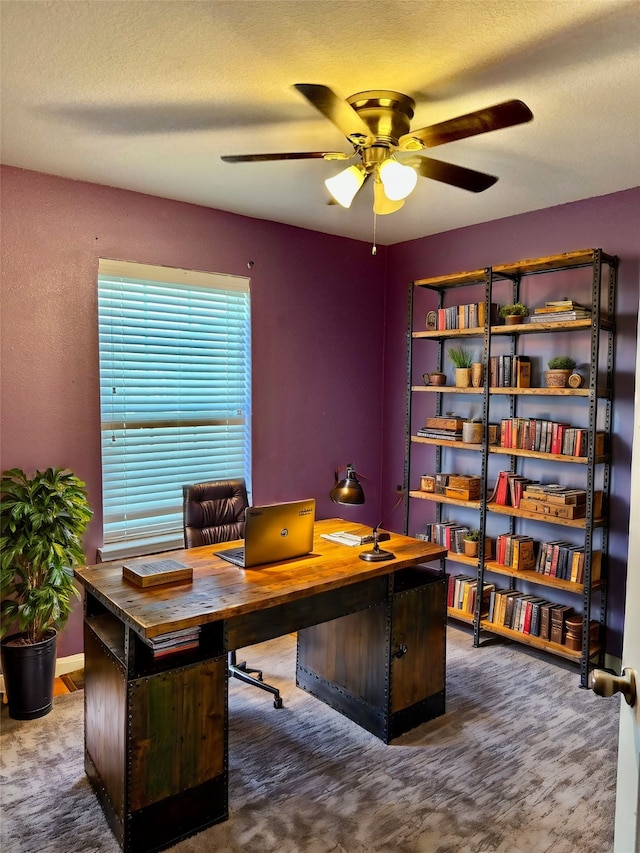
487,589,574,644
434,302,498,331
489,355,530,388
499,418,604,457
534,541,601,583
448,575,597,649
421,522,474,555
447,575,493,615
493,532,601,583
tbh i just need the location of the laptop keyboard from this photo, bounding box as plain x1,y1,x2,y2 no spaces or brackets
217,546,245,567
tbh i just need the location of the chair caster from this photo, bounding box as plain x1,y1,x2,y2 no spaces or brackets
274,697,283,709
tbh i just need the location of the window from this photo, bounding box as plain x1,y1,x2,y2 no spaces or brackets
97,259,251,559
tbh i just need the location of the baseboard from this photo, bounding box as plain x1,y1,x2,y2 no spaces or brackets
0,652,85,696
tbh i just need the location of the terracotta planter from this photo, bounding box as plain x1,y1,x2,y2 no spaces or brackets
455,367,471,388
462,422,483,444
504,314,524,325
463,539,479,558
545,369,572,388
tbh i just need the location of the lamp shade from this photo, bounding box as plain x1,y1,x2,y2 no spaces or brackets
325,166,366,208
373,179,405,215
379,158,418,201
330,464,365,504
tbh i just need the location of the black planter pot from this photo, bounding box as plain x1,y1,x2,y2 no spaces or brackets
1,630,58,720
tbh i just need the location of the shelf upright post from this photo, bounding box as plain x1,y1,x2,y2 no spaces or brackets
473,266,493,646
404,280,415,536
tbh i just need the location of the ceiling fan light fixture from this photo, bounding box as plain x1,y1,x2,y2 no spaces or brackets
325,165,366,208
378,158,418,201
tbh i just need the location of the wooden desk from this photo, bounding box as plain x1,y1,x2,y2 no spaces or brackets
74,519,447,853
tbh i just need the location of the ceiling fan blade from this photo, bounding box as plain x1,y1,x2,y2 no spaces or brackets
412,156,498,193
222,151,350,163
399,99,533,149
293,84,375,145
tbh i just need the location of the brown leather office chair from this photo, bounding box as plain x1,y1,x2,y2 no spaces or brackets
182,478,283,708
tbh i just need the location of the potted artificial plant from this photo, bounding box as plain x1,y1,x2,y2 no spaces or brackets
545,355,576,388
499,303,529,325
462,529,481,558
0,467,92,719
448,346,474,388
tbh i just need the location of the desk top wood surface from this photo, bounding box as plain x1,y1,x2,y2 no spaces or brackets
74,519,446,639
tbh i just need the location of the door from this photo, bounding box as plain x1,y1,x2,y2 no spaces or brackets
614,314,640,852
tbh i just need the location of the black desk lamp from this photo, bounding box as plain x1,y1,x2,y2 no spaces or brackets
330,464,395,562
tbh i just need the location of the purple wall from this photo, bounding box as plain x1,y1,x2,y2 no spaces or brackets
383,188,640,655
0,166,388,656
1,166,638,658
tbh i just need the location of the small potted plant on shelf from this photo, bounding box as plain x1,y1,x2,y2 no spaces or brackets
462,529,481,558
448,346,474,387
0,467,92,720
499,303,529,325
545,355,576,388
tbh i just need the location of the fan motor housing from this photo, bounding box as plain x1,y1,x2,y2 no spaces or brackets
346,90,415,146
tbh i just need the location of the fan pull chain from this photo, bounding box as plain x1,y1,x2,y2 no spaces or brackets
372,212,377,255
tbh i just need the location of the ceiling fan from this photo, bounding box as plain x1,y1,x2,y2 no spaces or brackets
222,84,533,215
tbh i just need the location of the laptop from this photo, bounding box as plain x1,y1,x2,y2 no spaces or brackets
216,498,316,568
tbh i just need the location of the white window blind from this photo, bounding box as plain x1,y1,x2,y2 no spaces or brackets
97,259,251,557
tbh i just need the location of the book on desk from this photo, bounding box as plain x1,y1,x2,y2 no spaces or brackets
122,558,193,588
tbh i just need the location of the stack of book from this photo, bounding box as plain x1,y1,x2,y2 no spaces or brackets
416,416,464,441
519,483,603,520
148,626,201,658
530,299,591,323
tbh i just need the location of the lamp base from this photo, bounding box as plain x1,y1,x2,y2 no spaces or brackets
359,547,395,562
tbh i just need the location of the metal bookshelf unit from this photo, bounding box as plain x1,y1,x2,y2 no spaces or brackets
404,249,618,686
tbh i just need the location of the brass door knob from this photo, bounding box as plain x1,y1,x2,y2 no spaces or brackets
590,668,637,706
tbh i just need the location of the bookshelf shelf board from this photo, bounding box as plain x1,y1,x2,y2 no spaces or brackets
413,327,484,340
483,562,603,593
491,319,595,335
480,620,601,663
411,385,484,394
86,614,126,663
447,607,474,623
409,491,482,510
414,270,486,289
492,248,615,276
488,446,603,464
411,436,482,451
487,502,604,529
488,387,595,397
443,552,479,568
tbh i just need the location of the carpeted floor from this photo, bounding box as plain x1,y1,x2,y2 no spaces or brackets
0,625,619,853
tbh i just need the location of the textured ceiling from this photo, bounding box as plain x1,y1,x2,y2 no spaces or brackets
1,0,639,245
